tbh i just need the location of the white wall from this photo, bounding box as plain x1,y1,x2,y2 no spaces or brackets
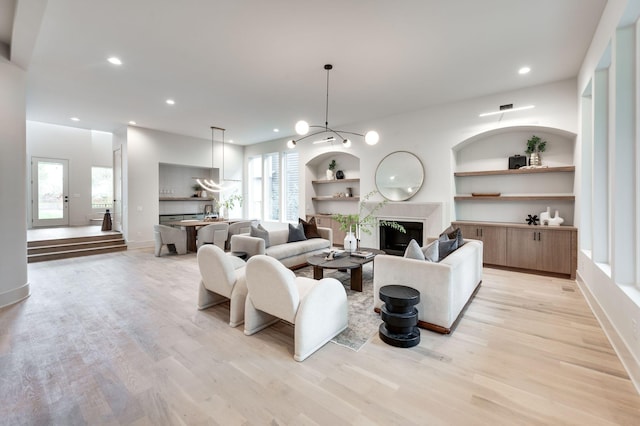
576,0,640,392
246,78,578,240
26,121,113,226
0,58,29,308
125,126,244,247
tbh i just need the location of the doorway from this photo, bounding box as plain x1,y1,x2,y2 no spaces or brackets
32,157,69,227
113,147,123,232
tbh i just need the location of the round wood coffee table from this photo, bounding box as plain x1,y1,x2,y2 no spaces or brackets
307,248,384,292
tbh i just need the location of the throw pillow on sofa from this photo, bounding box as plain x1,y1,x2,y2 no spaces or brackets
299,217,322,239
404,239,425,260
250,223,270,247
421,240,439,262
439,225,464,247
288,222,307,243
437,233,459,261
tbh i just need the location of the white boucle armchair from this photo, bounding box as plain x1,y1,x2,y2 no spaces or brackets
197,244,248,327
153,224,187,256
244,255,348,361
373,239,483,334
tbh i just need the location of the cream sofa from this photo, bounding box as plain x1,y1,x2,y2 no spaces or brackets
230,226,332,269
373,239,483,334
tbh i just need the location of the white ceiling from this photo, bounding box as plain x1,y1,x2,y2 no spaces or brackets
19,0,607,144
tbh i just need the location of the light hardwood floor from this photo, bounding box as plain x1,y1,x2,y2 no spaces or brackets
2,249,639,425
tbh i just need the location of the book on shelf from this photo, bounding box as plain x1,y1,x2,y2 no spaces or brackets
350,250,374,259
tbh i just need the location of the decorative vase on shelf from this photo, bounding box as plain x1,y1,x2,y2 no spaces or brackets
201,190,207,198
540,206,551,225
344,230,357,253
529,152,542,166
326,169,334,180
336,170,345,179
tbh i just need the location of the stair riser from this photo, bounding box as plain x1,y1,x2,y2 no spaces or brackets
28,233,123,248
27,246,127,263
28,240,126,255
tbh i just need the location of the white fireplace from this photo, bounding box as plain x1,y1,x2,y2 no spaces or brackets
359,202,443,250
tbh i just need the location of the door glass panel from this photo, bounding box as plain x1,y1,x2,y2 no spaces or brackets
38,161,64,219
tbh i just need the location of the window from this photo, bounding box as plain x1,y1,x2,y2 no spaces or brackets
247,156,262,220
91,167,113,209
283,151,299,222
247,151,299,222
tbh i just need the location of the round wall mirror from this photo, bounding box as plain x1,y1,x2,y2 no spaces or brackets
375,151,424,201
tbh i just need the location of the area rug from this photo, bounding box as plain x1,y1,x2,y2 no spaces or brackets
295,263,381,351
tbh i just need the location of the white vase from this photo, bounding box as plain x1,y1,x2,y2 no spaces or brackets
540,206,551,225
344,231,357,253
326,169,334,180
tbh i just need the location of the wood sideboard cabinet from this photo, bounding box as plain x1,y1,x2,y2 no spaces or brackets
453,221,577,279
308,214,347,247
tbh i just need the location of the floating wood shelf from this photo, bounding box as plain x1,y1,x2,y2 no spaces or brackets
311,178,360,184
455,195,575,201
454,166,575,177
311,196,360,201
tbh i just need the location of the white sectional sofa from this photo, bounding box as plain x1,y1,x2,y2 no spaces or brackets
373,239,483,334
230,226,333,269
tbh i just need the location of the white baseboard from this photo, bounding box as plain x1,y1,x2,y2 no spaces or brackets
0,282,31,309
576,271,640,395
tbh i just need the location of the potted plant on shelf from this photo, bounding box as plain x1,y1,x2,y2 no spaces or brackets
333,190,405,252
327,159,337,180
192,184,202,198
525,135,547,167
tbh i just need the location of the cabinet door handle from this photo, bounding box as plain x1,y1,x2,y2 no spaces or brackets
538,232,541,241
476,229,479,237
480,228,483,237
533,232,537,241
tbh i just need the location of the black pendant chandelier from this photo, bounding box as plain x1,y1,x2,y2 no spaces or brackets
288,64,379,149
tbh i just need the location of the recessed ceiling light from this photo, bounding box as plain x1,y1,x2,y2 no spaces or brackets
107,57,122,65
166,99,175,105
129,121,137,125
518,66,531,75
70,117,80,121
273,128,279,132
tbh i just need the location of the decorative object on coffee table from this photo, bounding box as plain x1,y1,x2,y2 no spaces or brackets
307,247,384,292
378,285,420,348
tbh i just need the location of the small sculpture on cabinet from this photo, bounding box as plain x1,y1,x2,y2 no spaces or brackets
547,210,564,226
526,214,539,226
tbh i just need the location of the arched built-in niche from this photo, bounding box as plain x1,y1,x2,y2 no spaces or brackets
305,151,360,214
452,125,577,225
304,151,360,245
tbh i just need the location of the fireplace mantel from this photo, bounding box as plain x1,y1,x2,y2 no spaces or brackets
360,202,443,249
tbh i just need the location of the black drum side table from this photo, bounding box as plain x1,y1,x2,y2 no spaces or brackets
379,285,420,348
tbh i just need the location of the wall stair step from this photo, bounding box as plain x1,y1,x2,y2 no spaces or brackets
27,244,127,263
27,232,127,263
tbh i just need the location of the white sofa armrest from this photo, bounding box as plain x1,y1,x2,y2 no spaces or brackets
316,227,333,246
230,234,265,258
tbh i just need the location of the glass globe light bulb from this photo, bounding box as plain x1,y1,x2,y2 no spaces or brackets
342,139,352,148
365,130,379,145
295,120,309,135
287,140,296,149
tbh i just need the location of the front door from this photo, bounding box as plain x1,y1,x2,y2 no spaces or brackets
32,157,69,227
113,147,123,232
